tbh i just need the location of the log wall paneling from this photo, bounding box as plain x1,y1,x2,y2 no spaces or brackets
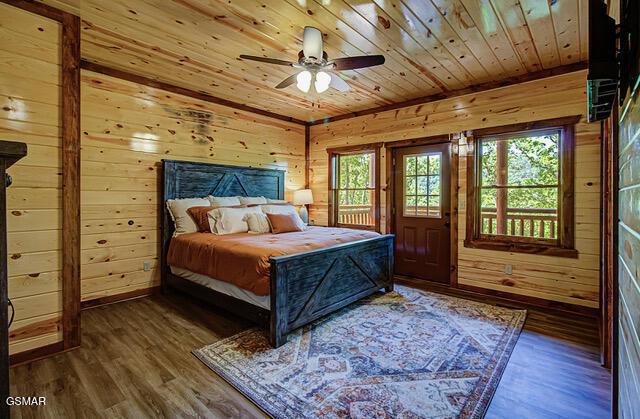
0,2,64,356
309,70,601,309
80,70,305,302
617,83,640,416
40,0,588,121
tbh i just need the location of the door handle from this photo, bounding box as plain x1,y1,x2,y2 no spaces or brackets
444,221,450,227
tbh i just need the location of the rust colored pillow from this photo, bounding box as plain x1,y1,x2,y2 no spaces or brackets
266,213,304,234
188,205,244,232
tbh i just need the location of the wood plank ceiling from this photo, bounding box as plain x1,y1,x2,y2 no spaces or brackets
42,0,589,122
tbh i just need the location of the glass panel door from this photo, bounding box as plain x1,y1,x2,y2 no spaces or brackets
403,152,441,218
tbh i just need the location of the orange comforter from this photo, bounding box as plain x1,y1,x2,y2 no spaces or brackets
167,227,379,296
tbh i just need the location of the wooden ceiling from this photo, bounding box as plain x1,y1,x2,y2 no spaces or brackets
43,0,588,122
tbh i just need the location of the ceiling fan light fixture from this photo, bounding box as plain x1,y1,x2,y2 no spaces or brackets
315,71,331,93
296,70,312,93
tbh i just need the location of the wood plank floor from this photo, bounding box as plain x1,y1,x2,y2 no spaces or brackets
9,288,611,418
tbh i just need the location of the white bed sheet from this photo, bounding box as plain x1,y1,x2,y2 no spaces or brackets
169,266,271,310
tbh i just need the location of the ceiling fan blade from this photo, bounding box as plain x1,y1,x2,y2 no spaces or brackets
275,73,299,89
329,72,350,92
331,55,385,71
239,55,294,66
303,26,323,60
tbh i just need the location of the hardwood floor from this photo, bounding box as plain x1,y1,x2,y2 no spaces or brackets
9,288,611,418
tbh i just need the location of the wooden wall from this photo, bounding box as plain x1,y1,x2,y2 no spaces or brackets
80,70,305,302
309,70,601,308
618,82,640,416
0,3,63,355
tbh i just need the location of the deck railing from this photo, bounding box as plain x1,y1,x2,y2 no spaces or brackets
338,205,557,238
338,204,374,225
337,204,440,225
481,207,558,239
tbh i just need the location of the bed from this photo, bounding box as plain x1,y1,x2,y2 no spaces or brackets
161,160,395,347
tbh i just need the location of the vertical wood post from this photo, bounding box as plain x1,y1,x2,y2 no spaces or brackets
61,12,81,349
0,160,8,419
496,140,508,235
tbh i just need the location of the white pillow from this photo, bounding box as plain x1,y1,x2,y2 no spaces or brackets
266,198,288,204
166,197,210,236
243,212,271,234
209,196,241,207
238,196,267,205
260,204,306,231
208,206,261,235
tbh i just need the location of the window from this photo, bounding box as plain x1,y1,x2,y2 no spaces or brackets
328,143,381,231
403,152,441,218
464,116,579,258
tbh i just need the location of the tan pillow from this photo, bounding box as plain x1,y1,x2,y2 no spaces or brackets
166,197,210,236
188,205,246,232
208,206,262,235
266,213,304,234
244,212,271,234
238,196,267,205
209,196,241,206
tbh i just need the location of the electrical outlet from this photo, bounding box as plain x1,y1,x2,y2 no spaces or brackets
504,264,513,275
310,219,316,226
143,261,151,272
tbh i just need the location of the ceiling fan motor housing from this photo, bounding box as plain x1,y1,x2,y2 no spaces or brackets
298,50,328,67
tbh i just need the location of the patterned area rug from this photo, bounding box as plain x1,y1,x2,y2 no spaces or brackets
194,286,526,418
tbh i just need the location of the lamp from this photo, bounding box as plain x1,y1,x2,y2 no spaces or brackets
293,189,314,224
315,71,331,93
296,70,312,93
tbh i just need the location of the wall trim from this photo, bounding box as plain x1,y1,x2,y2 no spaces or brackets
0,0,66,22
396,276,600,318
80,286,161,310
307,62,588,126
9,341,65,367
1,0,82,357
61,11,81,351
80,60,307,126
385,135,459,286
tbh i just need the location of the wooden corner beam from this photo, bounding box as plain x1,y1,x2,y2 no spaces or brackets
80,60,307,126
306,62,589,126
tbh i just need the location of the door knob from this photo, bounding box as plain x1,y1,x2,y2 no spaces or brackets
444,221,450,227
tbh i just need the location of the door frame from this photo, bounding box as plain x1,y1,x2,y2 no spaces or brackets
384,134,459,287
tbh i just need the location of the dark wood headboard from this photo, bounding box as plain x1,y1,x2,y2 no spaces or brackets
161,159,285,287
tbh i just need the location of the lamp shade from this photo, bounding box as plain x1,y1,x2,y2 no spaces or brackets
293,189,314,205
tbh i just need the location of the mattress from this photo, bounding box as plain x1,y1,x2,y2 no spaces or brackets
167,226,380,296
170,265,271,310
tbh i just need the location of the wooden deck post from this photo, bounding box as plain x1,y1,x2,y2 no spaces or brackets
496,140,508,235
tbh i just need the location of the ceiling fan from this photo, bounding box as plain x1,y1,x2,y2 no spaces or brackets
239,26,385,94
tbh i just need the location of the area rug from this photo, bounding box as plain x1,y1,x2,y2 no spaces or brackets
194,286,526,418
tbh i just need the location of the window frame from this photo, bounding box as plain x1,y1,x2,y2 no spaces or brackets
327,143,382,232
402,151,443,218
464,116,581,258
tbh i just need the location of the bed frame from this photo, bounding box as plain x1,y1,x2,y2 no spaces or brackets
161,160,395,347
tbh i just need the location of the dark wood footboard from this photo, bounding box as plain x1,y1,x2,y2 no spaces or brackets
269,234,395,347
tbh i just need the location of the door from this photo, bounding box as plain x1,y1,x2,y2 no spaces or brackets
393,143,451,283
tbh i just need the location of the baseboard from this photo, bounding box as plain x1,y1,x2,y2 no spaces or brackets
80,286,161,310
9,341,69,367
396,276,600,318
